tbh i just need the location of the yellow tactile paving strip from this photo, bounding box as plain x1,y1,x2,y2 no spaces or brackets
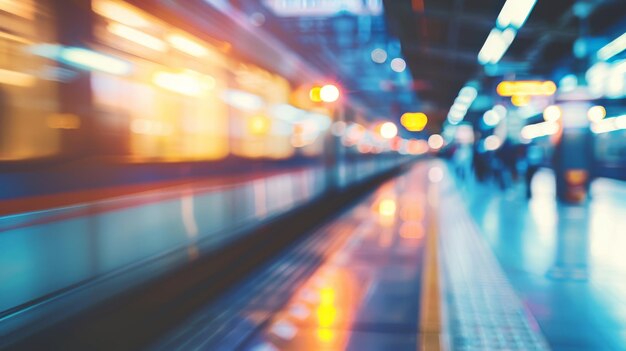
419,167,443,351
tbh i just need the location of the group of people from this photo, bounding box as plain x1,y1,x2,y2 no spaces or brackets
450,139,545,198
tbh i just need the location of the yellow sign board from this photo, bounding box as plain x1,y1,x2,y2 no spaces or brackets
497,80,556,97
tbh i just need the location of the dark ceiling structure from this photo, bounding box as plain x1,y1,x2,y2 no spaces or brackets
218,0,625,131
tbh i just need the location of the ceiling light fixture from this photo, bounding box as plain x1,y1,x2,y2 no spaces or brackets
496,0,537,29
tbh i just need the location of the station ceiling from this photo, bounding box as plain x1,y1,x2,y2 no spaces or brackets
197,0,625,131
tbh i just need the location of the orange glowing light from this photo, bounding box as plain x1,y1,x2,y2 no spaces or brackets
46,114,81,130
400,202,423,221
0,68,36,87
497,80,557,97
378,198,397,217
400,221,424,239
565,169,588,185
407,139,428,155
316,287,337,327
316,304,336,326
511,95,531,106
357,143,372,153
248,115,271,135
0,0,35,19
317,328,335,343
309,86,322,102
216,41,231,53
152,70,215,97
319,287,335,304
130,119,173,135
93,0,151,28
401,112,428,131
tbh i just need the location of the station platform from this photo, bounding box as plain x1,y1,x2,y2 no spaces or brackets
136,160,534,351
151,162,433,351
150,161,626,351
3,160,626,351
461,169,626,351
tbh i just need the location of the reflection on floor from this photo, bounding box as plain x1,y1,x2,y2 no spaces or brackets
456,167,626,351
153,163,431,351
148,161,626,351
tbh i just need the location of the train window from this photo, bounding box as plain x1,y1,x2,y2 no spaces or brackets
0,0,62,161
91,0,229,162
228,65,295,159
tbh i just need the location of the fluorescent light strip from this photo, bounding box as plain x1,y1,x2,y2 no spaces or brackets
521,121,559,139
447,85,478,124
459,86,478,100
478,28,516,65
448,109,465,120
167,34,209,57
107,23,167,52
152,70,215,97
597,33,626,61
591,115,626,134
93,0,151,28
0,68,36,87
30,44,132,76
496,0,537,29
0,0,35,19
491,28,516,63
479,0,536,65
60,47,132,75
220,89,264,111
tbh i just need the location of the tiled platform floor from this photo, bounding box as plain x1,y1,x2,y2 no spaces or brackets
457,168,626,351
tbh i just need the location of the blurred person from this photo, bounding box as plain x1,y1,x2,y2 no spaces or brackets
511,144,526,181
525,143,544,198
472,142,490,182
491,153,507,189
453,143,473,181
494,139,516,190
501,140,518,181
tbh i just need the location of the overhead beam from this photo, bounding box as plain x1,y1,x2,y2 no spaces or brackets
526,6,577,63
403,43,479,64
445,0,466,70
413,9,577,41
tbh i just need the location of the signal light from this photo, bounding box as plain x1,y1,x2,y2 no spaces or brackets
379,122,398,139
320,84,340,102
309,86,322,102
401,112,428,132
309,84,340,103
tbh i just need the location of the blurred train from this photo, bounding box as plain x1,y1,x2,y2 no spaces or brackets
0,0,415,203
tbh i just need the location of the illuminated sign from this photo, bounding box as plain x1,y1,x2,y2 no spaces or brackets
496,80,556,96
400,112,427,132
